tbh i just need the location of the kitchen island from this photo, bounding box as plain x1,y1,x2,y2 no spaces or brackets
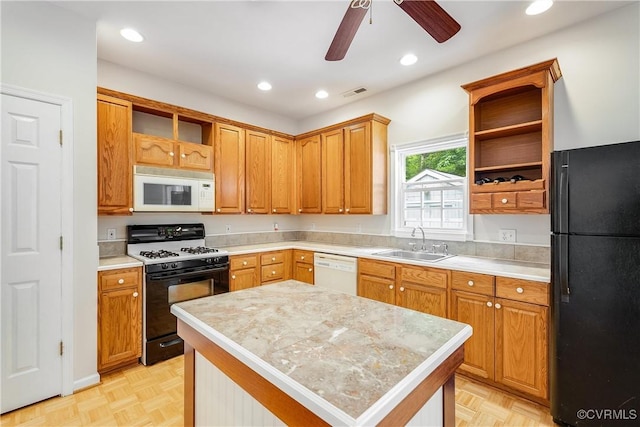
172,280,472,426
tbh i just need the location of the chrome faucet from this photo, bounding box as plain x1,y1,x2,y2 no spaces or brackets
411,227,426,251
431,242,449,255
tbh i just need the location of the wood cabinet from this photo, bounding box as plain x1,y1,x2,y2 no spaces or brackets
245,130,271,214
97,267,142,373
214,123,245,213
133,133,213,171
292,250,314,284
97,94,133,215
245,131,295,215
229,254,259,291
297,114,389,215
271,136,295,214
260,250,292,284
358,259,448,317
450,271,550,401
462,59,561,214
296,135,322,214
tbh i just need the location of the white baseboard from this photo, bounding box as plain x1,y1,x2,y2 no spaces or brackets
73,373,101,392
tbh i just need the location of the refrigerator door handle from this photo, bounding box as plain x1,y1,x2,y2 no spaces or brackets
555,234,570,302
552,151,570,234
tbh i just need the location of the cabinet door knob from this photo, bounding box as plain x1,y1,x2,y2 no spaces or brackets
231,275,236,280
308,268,313,272
129,207,134,212
345,208,350,213
272,257,276,261
118,278,124,284
339,208,343,212
272,270,276,275
243,261,247,266
487,301,493,307
301,256,305,260
389,285,394,290
247,208,252,213
468,280,474,286
400,286,405,292
516,287,524,294
501,198,508,204
273,209,276,213
181,153,186,158
298,208,302,213
133,291,139,298
495,303,502,309
169,151,175,157
217,208,221,212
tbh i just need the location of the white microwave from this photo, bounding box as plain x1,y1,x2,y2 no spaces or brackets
133,166,214,212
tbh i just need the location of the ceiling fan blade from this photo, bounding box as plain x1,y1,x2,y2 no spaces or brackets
396,0,461,43
325,4,369,61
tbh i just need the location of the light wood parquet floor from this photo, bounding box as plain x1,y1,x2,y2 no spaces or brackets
2,356,554,426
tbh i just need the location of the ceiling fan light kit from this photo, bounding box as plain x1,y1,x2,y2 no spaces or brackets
326,0,461,61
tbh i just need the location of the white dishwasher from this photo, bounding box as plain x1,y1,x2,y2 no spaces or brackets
313,253,357,296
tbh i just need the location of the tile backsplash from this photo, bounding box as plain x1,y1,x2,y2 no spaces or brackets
99,231,549,264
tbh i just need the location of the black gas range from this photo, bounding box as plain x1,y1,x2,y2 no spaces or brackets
127,223,229,365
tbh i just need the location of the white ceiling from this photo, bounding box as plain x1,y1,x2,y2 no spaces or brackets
54,0,631,120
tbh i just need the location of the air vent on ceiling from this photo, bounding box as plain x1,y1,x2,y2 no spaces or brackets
341,87,368,98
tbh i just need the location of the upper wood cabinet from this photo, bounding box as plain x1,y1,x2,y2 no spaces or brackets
214,123,245,213
245,130,271,214
462,59,561,214
97,94,133,215
296,135,322,214
300,114,389,215
271,136,295,214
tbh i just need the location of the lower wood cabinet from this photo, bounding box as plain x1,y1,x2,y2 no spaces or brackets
357,259,448,318
450,272,550,401
229,254,259,291
97,267,142,373
292,250,314,284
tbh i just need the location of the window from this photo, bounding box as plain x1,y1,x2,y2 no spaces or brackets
392,134,469,239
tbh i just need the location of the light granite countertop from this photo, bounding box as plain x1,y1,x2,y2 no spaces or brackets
221,241,551,282
172,280,472,425
97,255,142,271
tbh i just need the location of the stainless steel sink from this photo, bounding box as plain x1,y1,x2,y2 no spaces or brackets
373,250,453,262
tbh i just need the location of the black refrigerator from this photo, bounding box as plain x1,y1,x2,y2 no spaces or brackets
551,140,640,426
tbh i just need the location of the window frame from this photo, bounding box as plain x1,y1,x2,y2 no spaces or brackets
390,133,472,241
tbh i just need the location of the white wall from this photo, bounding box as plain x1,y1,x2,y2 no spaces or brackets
97,4,639,246
297,3,640,246
1,2,98,385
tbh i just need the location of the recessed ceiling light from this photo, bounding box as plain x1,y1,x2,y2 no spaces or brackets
120,28,144,43
315,90,329,99
526,0,553,16
400,53,418,66
257,81,272,91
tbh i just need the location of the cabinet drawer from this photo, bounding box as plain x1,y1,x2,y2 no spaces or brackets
261,263,284,282
293,250,314,263
492,192,516,209
471,193,492,210
517,191,545,209
359,259,396,279
99,268,141,291
496,277,549,306
230,254,258,270
451,271,494,296
261,252,285,265
400,266,447,289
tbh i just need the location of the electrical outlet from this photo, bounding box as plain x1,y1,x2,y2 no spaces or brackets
107,228,116,240
225,224,231,233
499,229,516,242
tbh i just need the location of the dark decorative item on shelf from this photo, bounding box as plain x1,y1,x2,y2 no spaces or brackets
493,177,506,184
475,177,492,185
510,175,526,183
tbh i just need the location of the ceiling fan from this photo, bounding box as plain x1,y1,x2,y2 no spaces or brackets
325,0,461,61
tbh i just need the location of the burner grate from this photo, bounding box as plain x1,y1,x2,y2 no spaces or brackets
180,246,219,255
139,250,180,259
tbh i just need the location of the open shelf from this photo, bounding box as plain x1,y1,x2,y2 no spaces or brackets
475,120,542,140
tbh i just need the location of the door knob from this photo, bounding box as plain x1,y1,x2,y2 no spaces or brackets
133,291,139,298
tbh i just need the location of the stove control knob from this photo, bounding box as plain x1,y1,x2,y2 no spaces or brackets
171,263,177,268
161,263,168,269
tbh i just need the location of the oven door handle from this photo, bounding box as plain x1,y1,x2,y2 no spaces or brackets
159,338,183,348
147,266,228,281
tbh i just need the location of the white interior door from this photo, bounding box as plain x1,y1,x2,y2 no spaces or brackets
1,94,63,413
